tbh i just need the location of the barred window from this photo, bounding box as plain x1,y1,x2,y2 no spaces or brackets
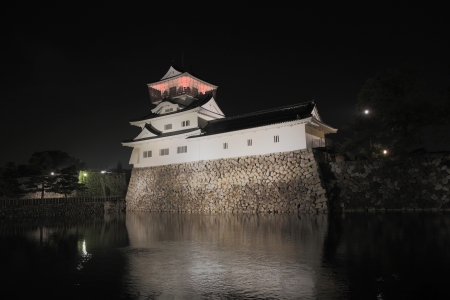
159,148,169,156
247,139,252,146
274,135,280,143
223,142,228,149
143,150,152,158
181,120,190,127
164,124,172,130
177,146,187,153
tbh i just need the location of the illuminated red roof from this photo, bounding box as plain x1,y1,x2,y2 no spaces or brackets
147,66,218,104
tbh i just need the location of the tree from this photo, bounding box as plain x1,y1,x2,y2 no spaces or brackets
25,151,56,199
48,166,86,199
0,162,27,198
434,65,450,146
25,151,86,199
339,68,442,158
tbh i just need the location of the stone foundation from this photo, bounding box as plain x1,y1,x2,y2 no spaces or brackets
80,172,127,197
0,200,126,221
323,153,450,211
126,149,328,213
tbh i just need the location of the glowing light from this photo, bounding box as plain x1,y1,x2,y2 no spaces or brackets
77,239,92,270
101,170,106,174
364,110,369,114
383,150,387,154
81,240,87,256
84,173,87,177
50,172,54,175
149,75,214,94
148,74,216,103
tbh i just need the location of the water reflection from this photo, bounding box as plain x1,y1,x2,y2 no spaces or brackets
125,212,329,299
1,211,449,299
321,212,450,300
0,213,130,299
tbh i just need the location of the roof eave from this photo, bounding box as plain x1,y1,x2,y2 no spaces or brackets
147,72,218,89
309,117,338,134
129,107,201,125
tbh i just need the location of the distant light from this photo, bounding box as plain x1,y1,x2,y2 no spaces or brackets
364,110,369,114
383,150,387,154
83,173,87,177
51,172,54,175
101,170,106,174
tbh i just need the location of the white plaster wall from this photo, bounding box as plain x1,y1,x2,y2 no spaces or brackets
199,123,307,160
129,148,140,165
134,137,200,167
131,122,308,168
150,111,198,133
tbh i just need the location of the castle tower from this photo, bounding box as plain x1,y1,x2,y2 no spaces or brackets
122,65,337,168
122,65,225,166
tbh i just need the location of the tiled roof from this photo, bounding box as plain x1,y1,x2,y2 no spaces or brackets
130,94,214,122
122,128,200,143
144,124,162,135
188,101,315,138
148,65,210,85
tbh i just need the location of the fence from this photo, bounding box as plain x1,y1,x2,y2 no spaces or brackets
0,196,125,207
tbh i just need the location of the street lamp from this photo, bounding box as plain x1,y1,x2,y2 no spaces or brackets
383,150,387,155
364,109,369,114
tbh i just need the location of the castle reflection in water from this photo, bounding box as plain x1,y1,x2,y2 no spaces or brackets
1,212,449,299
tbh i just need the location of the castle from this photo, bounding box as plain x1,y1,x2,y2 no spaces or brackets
122,65,337,213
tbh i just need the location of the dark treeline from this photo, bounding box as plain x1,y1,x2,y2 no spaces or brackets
339,67,450,159
0,150,87,199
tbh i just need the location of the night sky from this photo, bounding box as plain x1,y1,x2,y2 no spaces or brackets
1,2,448,170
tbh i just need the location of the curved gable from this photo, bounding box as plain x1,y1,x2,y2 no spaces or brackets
311,105,322,122
201,97,224,116
134,126,158,140
151,101,180,115
160,66,183,80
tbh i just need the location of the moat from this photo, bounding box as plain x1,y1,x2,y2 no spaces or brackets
1,212,449,299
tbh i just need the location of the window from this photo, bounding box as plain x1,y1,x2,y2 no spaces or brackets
177,146,187,153
223,142,228,149
143,150,152,158
247,139,252,146
159,148,169,156
181,120,190,127
165,108,173,113
164,124,172,130
274,135,280,143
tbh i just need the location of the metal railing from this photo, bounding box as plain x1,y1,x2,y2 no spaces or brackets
0,196,125,207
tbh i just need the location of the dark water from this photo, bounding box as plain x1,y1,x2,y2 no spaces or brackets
1,212,449,299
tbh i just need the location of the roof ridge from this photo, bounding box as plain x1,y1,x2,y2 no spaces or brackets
130,95,213,122
123,127,200,143
208,101,313,123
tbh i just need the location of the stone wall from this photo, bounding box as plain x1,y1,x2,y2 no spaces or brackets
126,149,328,213
0,200,126,221
323,153,450,211
80,172,127,197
